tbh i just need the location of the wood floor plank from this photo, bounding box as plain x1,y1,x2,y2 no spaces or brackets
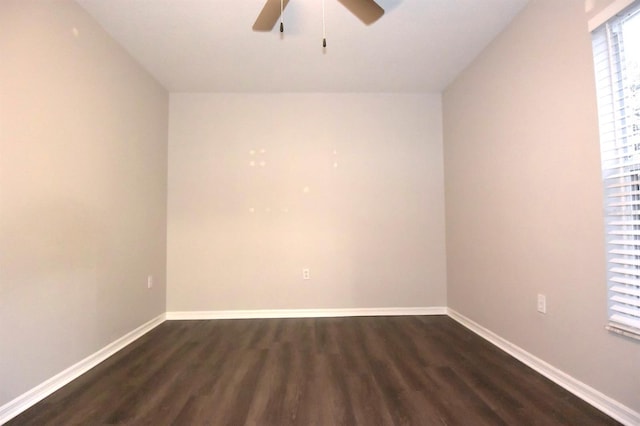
6,316,621,426
244,344,296,425
345,372,396,426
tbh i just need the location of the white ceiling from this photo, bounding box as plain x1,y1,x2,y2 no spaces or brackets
75,0,529,93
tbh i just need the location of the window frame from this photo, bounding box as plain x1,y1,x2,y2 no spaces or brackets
592,0,640,340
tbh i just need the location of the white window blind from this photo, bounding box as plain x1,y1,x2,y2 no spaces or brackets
592,0,640,340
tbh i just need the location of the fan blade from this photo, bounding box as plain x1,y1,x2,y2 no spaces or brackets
337,0,384,25
253,0,290,32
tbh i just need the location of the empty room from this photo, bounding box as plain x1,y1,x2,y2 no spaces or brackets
1,0,639,424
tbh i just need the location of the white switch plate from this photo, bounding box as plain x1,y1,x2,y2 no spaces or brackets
147,275,153,289
302,268,310,280
537,294,546,314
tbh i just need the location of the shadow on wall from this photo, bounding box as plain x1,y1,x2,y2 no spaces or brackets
0,197,104,403
1,197,103,287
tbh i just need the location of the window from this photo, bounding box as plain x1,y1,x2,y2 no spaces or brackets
592,0,640,340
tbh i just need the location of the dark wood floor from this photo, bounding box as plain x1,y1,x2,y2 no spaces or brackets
7,316,619,425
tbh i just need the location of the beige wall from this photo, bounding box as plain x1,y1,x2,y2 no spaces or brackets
168,93,446,311
444,0,639,413
0,0,168,406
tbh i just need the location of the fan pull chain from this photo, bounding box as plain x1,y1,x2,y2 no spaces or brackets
280,0,284,32
322,0,326,47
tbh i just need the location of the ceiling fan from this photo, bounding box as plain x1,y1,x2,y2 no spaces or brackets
252,0,385,32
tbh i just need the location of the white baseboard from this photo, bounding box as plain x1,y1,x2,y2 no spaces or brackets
0,313,166,425
165,306,447,320
447,308,640,426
